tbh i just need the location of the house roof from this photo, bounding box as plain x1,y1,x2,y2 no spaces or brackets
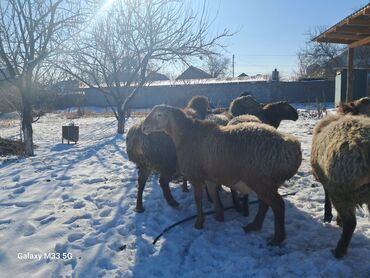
146,72,169,81
313,3,370,48
176,66,211,80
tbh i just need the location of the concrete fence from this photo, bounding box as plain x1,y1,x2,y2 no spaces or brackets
84,80,334,109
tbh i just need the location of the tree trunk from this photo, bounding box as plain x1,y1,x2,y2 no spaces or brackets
117,107,125,134
21,92,34,156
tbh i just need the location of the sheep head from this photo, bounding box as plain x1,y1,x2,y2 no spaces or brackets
337,97,370,116
263,101,298,121
186,96,211,119
141,105,171,135
229,96,262,117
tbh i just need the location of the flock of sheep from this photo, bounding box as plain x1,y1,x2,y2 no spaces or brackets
126,93,370,259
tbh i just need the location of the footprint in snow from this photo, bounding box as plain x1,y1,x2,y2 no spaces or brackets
12,186,25,195
12,175,20,182
40,216,56,225
73,200,86,209
68,232,85,242
22,223,36,236
96,257,117,270
63,213,92,224
99,208,112,217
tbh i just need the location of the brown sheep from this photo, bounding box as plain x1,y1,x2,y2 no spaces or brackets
228,114,262,125
220,102,298,215
185,95,211,119
229,96,262,117
206,96,261,126
142,105,302,245
311,112,370,258
126,96,210,212
320,97,370,224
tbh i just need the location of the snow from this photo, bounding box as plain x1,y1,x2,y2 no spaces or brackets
0,107,369,277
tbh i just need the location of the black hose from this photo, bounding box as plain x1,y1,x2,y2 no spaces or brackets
152,191,297,245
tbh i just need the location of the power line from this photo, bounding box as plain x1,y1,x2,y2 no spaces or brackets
233,53,296,57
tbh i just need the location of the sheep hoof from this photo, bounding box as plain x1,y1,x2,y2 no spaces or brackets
168,200,179,207
243,222,261,233
336,217,343,227
332,248,346,259
324,214,333,223
134,206,145,213
215,214,224,222
242,209,249,217
267,237,284,246
194,221,204,230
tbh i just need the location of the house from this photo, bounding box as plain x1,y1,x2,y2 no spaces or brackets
176,66,211,80
146,72,169,81
333,46,370,104
313,3,370,102
238,73,248,78
51,78,80,94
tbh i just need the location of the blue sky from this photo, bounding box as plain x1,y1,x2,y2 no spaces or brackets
191,0,369,78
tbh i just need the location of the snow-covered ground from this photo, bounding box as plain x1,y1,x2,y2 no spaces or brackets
0,108,369,277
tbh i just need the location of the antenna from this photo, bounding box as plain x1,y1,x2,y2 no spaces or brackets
232,54,235,78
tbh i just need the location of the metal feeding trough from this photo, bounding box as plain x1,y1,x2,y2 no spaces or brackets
62,124,79,144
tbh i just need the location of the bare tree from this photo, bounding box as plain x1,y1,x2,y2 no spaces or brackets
297,26,345,80
203,54,230,78
62,0,232,134
0,0,83,155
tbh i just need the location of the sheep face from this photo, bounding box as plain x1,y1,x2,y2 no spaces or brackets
142,106,170,135
279,102,298,121
188,96,211,112
263,101,298,121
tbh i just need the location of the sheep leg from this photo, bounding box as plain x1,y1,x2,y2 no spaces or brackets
246,189,286,245
206,182,224,222
159,175,179,207
193,184,205,229
181,177,189,192
231,190,241,212
135,167,151,213
241,194,249,217
332,206,356,258
324,189,333,223
205,185,213,203
243,199,268,232
268,193,285,245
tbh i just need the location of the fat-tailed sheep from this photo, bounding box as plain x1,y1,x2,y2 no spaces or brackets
311,103,370,258
321,97,370,224
126,96,210,212
142,105,302,245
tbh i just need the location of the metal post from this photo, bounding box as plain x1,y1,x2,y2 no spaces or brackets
346,47,354,102
232,54,235,78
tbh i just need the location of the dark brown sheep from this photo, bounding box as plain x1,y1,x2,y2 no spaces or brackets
211,97,299,129
259,101,299,128
229,96,262,117
142,105,302,245
126,96,210,213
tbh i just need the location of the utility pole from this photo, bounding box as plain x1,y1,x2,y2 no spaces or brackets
232,54,235,78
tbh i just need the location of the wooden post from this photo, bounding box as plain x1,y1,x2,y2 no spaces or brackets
346,47,354,102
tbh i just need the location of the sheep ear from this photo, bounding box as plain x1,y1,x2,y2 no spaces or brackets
338,102,352,114
360,97,369,105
